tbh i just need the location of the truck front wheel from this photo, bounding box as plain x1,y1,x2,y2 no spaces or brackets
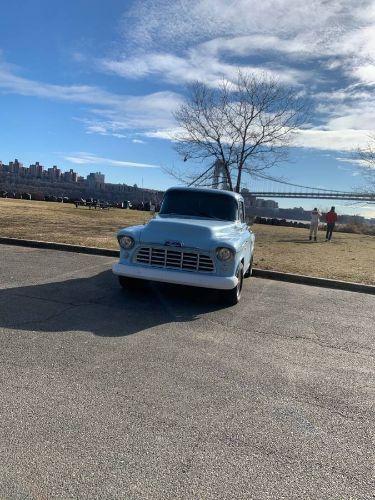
223,262,244,306
244,255,253,278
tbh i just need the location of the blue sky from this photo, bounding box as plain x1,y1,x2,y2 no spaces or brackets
0,0,374,216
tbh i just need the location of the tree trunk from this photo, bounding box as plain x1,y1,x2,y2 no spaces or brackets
235,164,243,193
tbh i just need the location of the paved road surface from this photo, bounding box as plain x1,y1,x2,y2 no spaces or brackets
0,244,374,499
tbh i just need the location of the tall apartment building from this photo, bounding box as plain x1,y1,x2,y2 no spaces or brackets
8,159,23,174
47,165,61,182
62,169,78,183
28,162,44,178
87,172,105,190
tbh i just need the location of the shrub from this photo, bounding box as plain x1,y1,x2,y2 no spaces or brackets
339,223,375,235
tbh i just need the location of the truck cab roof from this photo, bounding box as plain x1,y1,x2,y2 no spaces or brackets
166,186,244,202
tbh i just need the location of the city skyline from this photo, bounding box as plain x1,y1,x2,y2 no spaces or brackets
1,156,374,223
0,158,103,185
0,156,163,204
0,0,374,217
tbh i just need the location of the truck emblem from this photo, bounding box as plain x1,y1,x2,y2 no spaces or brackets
165,240,183,247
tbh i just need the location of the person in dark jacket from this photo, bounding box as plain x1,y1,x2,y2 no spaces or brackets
325,207,337,241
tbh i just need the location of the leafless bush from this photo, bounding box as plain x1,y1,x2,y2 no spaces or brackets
339,222,375,236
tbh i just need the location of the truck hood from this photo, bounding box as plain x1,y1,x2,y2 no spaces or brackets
138,216,241,249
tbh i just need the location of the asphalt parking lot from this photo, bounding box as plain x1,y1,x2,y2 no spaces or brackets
0,244,374,499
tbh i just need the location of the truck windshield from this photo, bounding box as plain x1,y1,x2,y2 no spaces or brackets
159,190,238,222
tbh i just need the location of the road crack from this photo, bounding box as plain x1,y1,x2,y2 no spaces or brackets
204,317,374,358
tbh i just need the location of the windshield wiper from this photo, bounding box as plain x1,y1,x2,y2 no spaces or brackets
189,211,222,220
159,212,189,217
160,211,223,220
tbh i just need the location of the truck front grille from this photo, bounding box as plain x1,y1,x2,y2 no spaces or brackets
135,246,215,273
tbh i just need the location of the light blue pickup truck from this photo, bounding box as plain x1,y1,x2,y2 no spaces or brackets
112,187,255,305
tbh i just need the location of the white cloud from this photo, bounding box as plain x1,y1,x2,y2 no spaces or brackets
0,58,182,135
122,0,365,51
336,157,375,169
64,153,160,168
83,123,127,138
2,0,375,157
142,128,180,140
295,128,373,151
336,156,374,168
141,124,373,151
200,34,311,58
85,91,183,133
0,59,181,112
112,0,375,88
0,61,117,105
132,139,146,144
304,83,375,151
351,64,375,85
95,0,375,158
100,49,308,87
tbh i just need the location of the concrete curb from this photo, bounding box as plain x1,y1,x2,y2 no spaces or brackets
252,268,375,294
1,236,374,295
0,237,119,257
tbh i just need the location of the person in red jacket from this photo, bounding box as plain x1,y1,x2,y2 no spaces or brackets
325,206,338,241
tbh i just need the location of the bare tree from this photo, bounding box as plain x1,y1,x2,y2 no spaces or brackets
171,71,308,193
357,136,375,192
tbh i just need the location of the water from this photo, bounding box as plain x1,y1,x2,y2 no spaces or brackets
284,218,311,224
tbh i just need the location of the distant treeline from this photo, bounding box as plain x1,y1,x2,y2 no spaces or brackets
252,216,375,235
0,191,161,212
252,216,309,228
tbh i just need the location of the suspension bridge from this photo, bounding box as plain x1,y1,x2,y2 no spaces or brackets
191,162,375,203
250,192,375,201
247,174,375,202
249,192,375,201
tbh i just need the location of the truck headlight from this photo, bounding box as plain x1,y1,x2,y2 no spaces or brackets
216,247,234,261
118,235,135,249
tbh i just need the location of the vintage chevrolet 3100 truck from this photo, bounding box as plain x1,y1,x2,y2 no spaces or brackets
112,187,255,305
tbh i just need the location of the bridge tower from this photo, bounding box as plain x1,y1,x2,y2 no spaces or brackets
212,160,229,190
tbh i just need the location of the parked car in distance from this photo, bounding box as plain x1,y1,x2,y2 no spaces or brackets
112,187,255,305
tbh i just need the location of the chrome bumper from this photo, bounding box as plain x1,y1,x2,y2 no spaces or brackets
112,263,237,290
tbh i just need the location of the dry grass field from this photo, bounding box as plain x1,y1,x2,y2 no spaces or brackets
1,198,374,284
253,224,375,284
0,198,152,249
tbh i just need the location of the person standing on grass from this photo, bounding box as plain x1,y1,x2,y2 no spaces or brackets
325,206,338,242
309,207,321,241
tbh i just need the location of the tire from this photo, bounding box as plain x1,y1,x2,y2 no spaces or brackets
244,255,253,278
118,276,144,290
223,262,244,306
